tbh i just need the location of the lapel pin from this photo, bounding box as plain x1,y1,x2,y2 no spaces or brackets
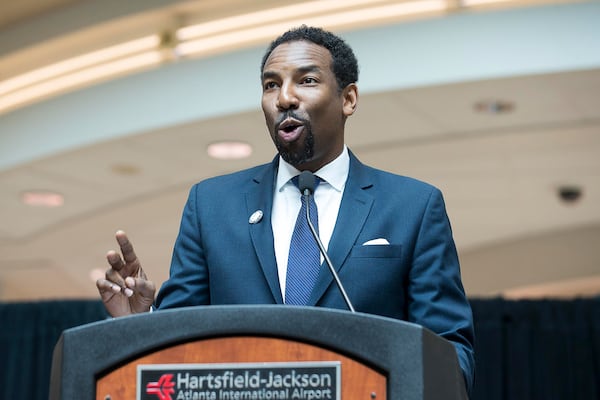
249,210,263,224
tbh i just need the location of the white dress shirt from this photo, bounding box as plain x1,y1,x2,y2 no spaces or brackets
272,146,349,300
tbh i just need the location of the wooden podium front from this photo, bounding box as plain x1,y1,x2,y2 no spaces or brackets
51,305,467,399
97,336,386,399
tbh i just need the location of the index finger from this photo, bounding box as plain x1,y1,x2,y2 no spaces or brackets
113,230,142,278
115,230,138,265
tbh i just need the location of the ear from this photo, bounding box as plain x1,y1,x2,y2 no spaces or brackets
342,83,358,117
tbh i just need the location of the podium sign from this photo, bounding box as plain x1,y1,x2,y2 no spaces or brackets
137,361,340,400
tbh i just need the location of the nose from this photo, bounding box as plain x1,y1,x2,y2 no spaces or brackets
276,82,299,110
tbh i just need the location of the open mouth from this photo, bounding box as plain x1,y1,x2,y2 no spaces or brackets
277,118,304,142
282,123,300,133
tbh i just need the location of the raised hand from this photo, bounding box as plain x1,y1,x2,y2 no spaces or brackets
96,230,156,317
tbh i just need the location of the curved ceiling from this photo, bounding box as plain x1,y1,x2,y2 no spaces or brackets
0,0,599,301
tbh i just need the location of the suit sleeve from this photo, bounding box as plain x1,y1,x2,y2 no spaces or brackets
407,187,475,393
155,184,211,309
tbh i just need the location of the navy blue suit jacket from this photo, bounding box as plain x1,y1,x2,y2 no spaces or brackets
155,151,475,391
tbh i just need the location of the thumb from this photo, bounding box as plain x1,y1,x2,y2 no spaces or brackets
124,276,156,312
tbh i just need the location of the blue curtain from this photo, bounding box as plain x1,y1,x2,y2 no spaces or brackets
470,298,600,400
0,298,598,399
0,300,107,399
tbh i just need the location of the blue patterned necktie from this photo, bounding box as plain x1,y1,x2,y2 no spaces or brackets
285,176,320,305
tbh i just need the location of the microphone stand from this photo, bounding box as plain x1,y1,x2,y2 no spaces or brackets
303,189,356,313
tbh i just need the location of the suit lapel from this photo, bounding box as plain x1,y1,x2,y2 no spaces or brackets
308,152,374,306
246,157,283,304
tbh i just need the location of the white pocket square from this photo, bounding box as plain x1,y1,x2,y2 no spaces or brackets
362,238,390,245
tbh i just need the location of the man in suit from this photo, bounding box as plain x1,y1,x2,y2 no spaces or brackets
97,25,475,392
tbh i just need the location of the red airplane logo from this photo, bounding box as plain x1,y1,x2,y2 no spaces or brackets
146,374,176,400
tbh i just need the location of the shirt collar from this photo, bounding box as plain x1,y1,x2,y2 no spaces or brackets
276,145,349,192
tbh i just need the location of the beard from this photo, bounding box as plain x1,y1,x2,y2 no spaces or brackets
273,111,314,167
275,129,314,166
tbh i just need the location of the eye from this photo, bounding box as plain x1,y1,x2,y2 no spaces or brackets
301,77,318,85
263,81,278,91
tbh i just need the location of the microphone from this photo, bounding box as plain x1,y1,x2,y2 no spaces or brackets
298,170,356,313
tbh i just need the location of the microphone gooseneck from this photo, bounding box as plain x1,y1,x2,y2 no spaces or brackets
299,170,356,313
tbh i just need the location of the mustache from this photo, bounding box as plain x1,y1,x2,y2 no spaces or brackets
275,110,309,128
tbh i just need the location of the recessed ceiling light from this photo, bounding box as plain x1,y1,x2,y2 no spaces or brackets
207,141,253,160
474,99,514,114
21,190,64,207
111,163,141,175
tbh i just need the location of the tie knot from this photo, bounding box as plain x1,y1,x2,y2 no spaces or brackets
291,174,321,193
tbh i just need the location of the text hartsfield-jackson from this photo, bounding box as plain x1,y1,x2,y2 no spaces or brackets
176,371,333,390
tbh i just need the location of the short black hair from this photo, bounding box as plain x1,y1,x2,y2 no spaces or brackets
261,25,359,91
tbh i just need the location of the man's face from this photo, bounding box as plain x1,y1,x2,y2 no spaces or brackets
261,40,357,172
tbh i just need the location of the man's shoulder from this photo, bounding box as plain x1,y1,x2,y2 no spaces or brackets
352,158,439,195
191,160,275,192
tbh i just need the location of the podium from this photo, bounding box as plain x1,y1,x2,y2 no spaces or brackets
50,305,467,399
